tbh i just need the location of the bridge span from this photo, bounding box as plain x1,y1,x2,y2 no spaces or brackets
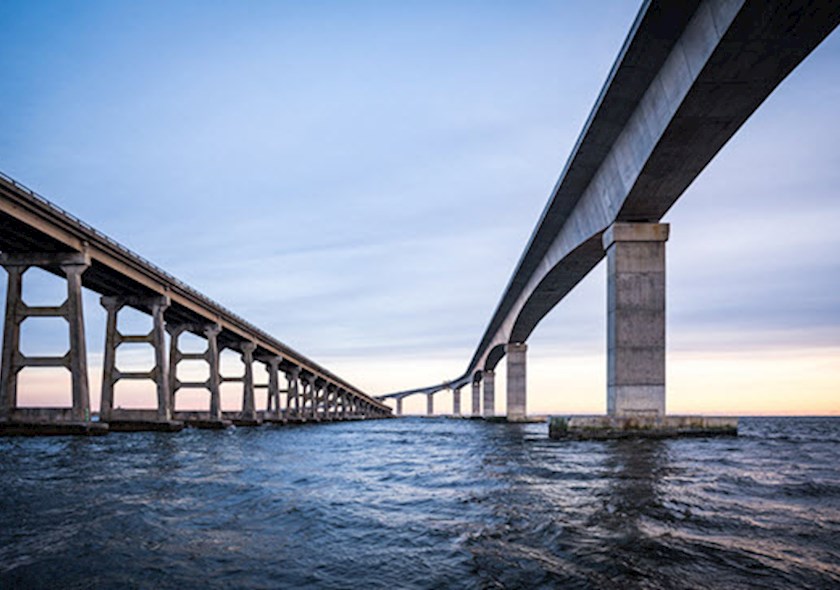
0,173,390,434
379,0,840,428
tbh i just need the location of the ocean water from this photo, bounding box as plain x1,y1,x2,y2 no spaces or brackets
0,417,838,589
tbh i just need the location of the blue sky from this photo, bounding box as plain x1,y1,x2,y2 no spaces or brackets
1,1,838,414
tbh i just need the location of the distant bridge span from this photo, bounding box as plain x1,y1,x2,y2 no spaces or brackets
0,172,390,434
380,0,840,420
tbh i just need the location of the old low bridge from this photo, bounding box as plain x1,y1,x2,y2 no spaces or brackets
379,0,840,430
0,173,391,434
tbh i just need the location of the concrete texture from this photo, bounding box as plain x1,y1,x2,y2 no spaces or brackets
605,223,668,417
506,343,527,421
549,415,738,440
483,370,495,418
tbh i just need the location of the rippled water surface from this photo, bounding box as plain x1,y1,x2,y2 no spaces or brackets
1,417,839,589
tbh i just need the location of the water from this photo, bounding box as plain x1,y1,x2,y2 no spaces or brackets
1,417,838,589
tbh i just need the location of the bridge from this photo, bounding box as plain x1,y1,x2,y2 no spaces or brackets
379,0,840,433
0,173,391,434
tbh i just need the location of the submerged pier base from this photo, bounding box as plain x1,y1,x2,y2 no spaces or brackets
549,415,738,440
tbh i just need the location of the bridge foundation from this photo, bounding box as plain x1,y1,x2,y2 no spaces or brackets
0,253,106,435
604,223,668,417
426,392,434,416
483,370,495,418
100,295,182,432
396,397,403,416
506,342,527,421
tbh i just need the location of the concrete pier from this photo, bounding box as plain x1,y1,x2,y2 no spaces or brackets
472,378,480,417
426,392,434,416
100,295,182,432
0,253,106,435
452,386,461,416
169,323,230,429
506,342,527,421
482,370,495,418
605,223,669,417
396,397,403,416
235,341,260,426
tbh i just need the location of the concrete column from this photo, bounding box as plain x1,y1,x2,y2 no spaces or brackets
204,324,222,420
167,324,184,411
286,366,300,417
240,342,257,420
151,298,171,420
452,387,461,416
99,298,120,421
483,370,495,418
395,397,403,415
471,378,481,417
265,357,281,417
62,261,91,421
426,392,434,416
603,222,669,417
506,342,527,421
0,266,24,416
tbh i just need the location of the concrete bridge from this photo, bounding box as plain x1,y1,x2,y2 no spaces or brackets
379,0,840,432
0,173,391,435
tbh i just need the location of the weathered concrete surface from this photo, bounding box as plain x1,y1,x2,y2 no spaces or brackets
506,343,527,421
605,223,668,417
0,419,109,436
0,408,108,435
173,411,232,429
107,408,183,432
549,415,738,440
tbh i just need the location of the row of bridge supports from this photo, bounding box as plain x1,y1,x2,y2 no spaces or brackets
393,222,671,422
0,252,389,435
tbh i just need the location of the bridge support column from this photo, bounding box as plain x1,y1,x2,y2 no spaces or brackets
483,370,495,418
100,295,181,431
396,397,403,416
168,323,229,428
262,356,282,422
604,223,668,417
452,386,461,416
471,378,480,417
0,253,106,435
426,392,434,416
506,343,527,421
236,342,259,426
286,366,301,421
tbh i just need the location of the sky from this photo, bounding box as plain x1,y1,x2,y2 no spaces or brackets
0,1,838,416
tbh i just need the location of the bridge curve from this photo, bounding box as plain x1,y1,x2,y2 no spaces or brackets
382,0,840,414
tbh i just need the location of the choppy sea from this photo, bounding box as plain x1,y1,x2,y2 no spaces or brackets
1,416,838,589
